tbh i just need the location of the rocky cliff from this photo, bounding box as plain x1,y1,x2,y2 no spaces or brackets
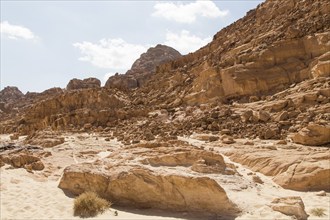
105,44,181,90
137,0,330,106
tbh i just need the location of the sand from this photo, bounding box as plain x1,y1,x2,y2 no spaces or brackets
1,133,329,220
0,165,198,220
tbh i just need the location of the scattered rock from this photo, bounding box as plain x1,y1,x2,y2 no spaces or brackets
256,111,271,122
209,136,219,142
252,175,264,184
25,131,65,148
221,136,235,144
10,133,19,140
271,196,308,220
315,191,326,196
292,124,330,146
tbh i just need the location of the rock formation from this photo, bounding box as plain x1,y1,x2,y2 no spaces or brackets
0,86,24,113
59,141,240,216
0,145,50,171
105,44,181,90
291,123,330,145
224,143,330,192
136,0,330,106
271,197,308,220
66,78,101,90
0,86,24,102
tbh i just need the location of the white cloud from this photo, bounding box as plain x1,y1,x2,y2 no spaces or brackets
0,21,38,40
73,38,148,69
164,30,211,54
152,0,229,23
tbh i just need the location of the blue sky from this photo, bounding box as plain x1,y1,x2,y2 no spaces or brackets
1,0,264,93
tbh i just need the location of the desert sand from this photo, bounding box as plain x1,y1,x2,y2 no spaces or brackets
1,133,329,220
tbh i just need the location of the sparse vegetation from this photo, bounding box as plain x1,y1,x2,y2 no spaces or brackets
310,208,326,217
73,191,111,218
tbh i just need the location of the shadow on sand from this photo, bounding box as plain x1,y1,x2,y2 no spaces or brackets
111,205,237,220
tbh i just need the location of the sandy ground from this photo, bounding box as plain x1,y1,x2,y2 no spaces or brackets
1,133,329,220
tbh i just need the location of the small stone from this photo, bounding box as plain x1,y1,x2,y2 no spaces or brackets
10,133,19,140
31,161,45,170
277,140,287,145
132,139,140,144
256,110,271,122
315,191,326,196
263,128,277,139
220,129,231,135
252,175,264,184
83,123,92,130
244,141,254,145
222,136,235,144
209,136,219,142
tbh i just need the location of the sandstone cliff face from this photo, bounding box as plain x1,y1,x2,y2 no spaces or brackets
105,44,181,90
138,0,330,106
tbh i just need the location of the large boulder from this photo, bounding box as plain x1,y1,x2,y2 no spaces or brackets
59,142,240,216
271,197,308,220
59,164,239,215
291,123,330,146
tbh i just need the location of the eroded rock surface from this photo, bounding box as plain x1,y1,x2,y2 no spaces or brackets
59,141,240,216
224,144,330,192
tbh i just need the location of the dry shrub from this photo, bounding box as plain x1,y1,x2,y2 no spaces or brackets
73,191,111,218
310,208,326,217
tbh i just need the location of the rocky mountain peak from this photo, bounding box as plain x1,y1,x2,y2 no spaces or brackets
0,86,24,103
66,77,101,90
104,44,181,90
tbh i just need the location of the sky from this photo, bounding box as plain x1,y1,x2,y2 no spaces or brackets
1,0,264,93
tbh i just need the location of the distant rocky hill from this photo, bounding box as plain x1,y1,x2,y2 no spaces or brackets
0,86,24,103
66,77,101,90
0,86,24,114
105,44,181,90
